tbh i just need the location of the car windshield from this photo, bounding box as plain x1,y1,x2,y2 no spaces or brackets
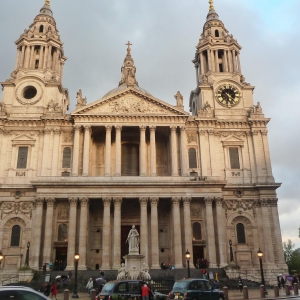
173,282,188,290
102,283,115,292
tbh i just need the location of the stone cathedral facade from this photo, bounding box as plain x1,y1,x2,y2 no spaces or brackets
0,1,287,282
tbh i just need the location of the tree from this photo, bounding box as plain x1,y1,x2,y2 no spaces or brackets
283,239,295,265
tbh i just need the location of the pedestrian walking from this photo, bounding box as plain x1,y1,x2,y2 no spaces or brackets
86,277,94,295
238,278,243,292
141,284,150,300
50,282,58,300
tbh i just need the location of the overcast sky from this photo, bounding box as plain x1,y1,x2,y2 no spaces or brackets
0,0,299,249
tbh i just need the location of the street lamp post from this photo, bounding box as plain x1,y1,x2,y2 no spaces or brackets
25,242,30,266
257,249,267,295
185,249,191,278
72,253,80,299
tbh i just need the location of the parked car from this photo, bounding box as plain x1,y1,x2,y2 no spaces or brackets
154,290,169,300
97,280,155,300
0,285,49,300
168,279,224,300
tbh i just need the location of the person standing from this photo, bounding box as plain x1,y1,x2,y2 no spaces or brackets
141,284,150,300
86,278,94,295
50,282,58,300
201,268,207,279
238,278,243,292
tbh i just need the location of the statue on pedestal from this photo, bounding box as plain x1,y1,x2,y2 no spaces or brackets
126,225,140,253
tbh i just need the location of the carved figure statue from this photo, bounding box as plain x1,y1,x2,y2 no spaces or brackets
117,263,127,280
76,89,87,105
0,101,5,112
126,225,139,252
140,262,151,281
255,102,262,113
47,99,62,112
174,91,183,106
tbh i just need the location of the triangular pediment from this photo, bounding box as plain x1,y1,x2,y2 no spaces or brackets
222,135,244,146
71,87,189,116
12,134,36,142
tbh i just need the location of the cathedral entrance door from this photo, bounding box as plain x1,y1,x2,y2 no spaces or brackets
121,225,140,263
55,247,67,271
193,245,204,268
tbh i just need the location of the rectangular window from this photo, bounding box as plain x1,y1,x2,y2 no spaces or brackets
17,147,28,169
229,147,240,169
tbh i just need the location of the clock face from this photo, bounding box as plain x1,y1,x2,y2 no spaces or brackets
215,84,241,108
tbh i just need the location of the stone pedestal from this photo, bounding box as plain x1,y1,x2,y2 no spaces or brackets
124,254,145,274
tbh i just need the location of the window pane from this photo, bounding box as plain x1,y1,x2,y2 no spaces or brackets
17,147,28,169
237,223,246,244
188,148,197,168
193,222,202,240
62,147,72,168
58,224,68,241
229,147,240,169
11,225,21,246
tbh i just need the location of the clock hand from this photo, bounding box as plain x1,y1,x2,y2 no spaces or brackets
225,92,235,103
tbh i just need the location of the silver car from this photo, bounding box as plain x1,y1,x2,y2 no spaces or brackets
0,286,49,300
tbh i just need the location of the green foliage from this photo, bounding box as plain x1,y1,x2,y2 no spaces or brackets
283,240,300,273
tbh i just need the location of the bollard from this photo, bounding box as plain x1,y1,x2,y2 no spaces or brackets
64,289,69,300
294,283,298,295
223,286,229,300
91,289,97,300
285,284,290,296
243,285,248,299
273,286,279,298
260,285,265,298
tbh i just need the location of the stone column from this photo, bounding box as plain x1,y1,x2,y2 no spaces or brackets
224,50,229,72
20,45,26,68
41,129,52,176
43,45,49,69
211,50,215,72
183,197,194,267
66,198,78,270
78,198,89,270
207,49,211,71
208,131,219,177
172,197,183,268
261,130,274,181
215,198,227,267
180,126,188,176
139,126,146,176
251,130,264,180
205,198,217,267
198,130,208,177
113,197,122,269
82,125,92,176
72,125,81,176
102,197,111,269
228,50,233,73
43,198,56,263
170,126,178,176
115,126,122,176
29,46,35,69
47,45,52,69
105,125,112,176
150,126,156,176
15,48,21,70
51,129,61,176
232,50,236,72
24,46,30,69
38,46,44,69
31,198,44,269
215,50,219,72
150,197,160,268
200,52,205,74
237,53,241,73
140,197,148,265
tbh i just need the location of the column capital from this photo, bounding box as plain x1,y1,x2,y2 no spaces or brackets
68,198,78,206
45,198,56,207
115,125,122,131
180,126,186,132
53,129,61,135
171,197,181,205
105,125,112,132
198,130,206,136
215,197,223,205
35,198,44,207
74,125,82,132
204,197,213,205
150,126,156,132
139,197,148,206
150,197,159,205
84,125,92,132
139,125,146,132
103,197,112,207
208,130,215,136
261,130,268,136
79,197,89,206
113,197,122,206
182,197,191,205
170,126,177,132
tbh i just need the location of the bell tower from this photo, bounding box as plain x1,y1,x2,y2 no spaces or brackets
0,0,69,116
189,0,254,116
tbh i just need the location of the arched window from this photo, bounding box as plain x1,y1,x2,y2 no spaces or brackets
193,222,202,240
215,30,220,37
188,148,197,168
236,223,246,244
11,225,21,246
62,147,72,168
39,25,44,33
58,224,68,241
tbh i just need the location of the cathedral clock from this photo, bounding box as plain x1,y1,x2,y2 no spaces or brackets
215,84,241,108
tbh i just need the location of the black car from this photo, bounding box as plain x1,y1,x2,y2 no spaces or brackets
168,279,224,300
97,280,154,300
0,286,50,300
